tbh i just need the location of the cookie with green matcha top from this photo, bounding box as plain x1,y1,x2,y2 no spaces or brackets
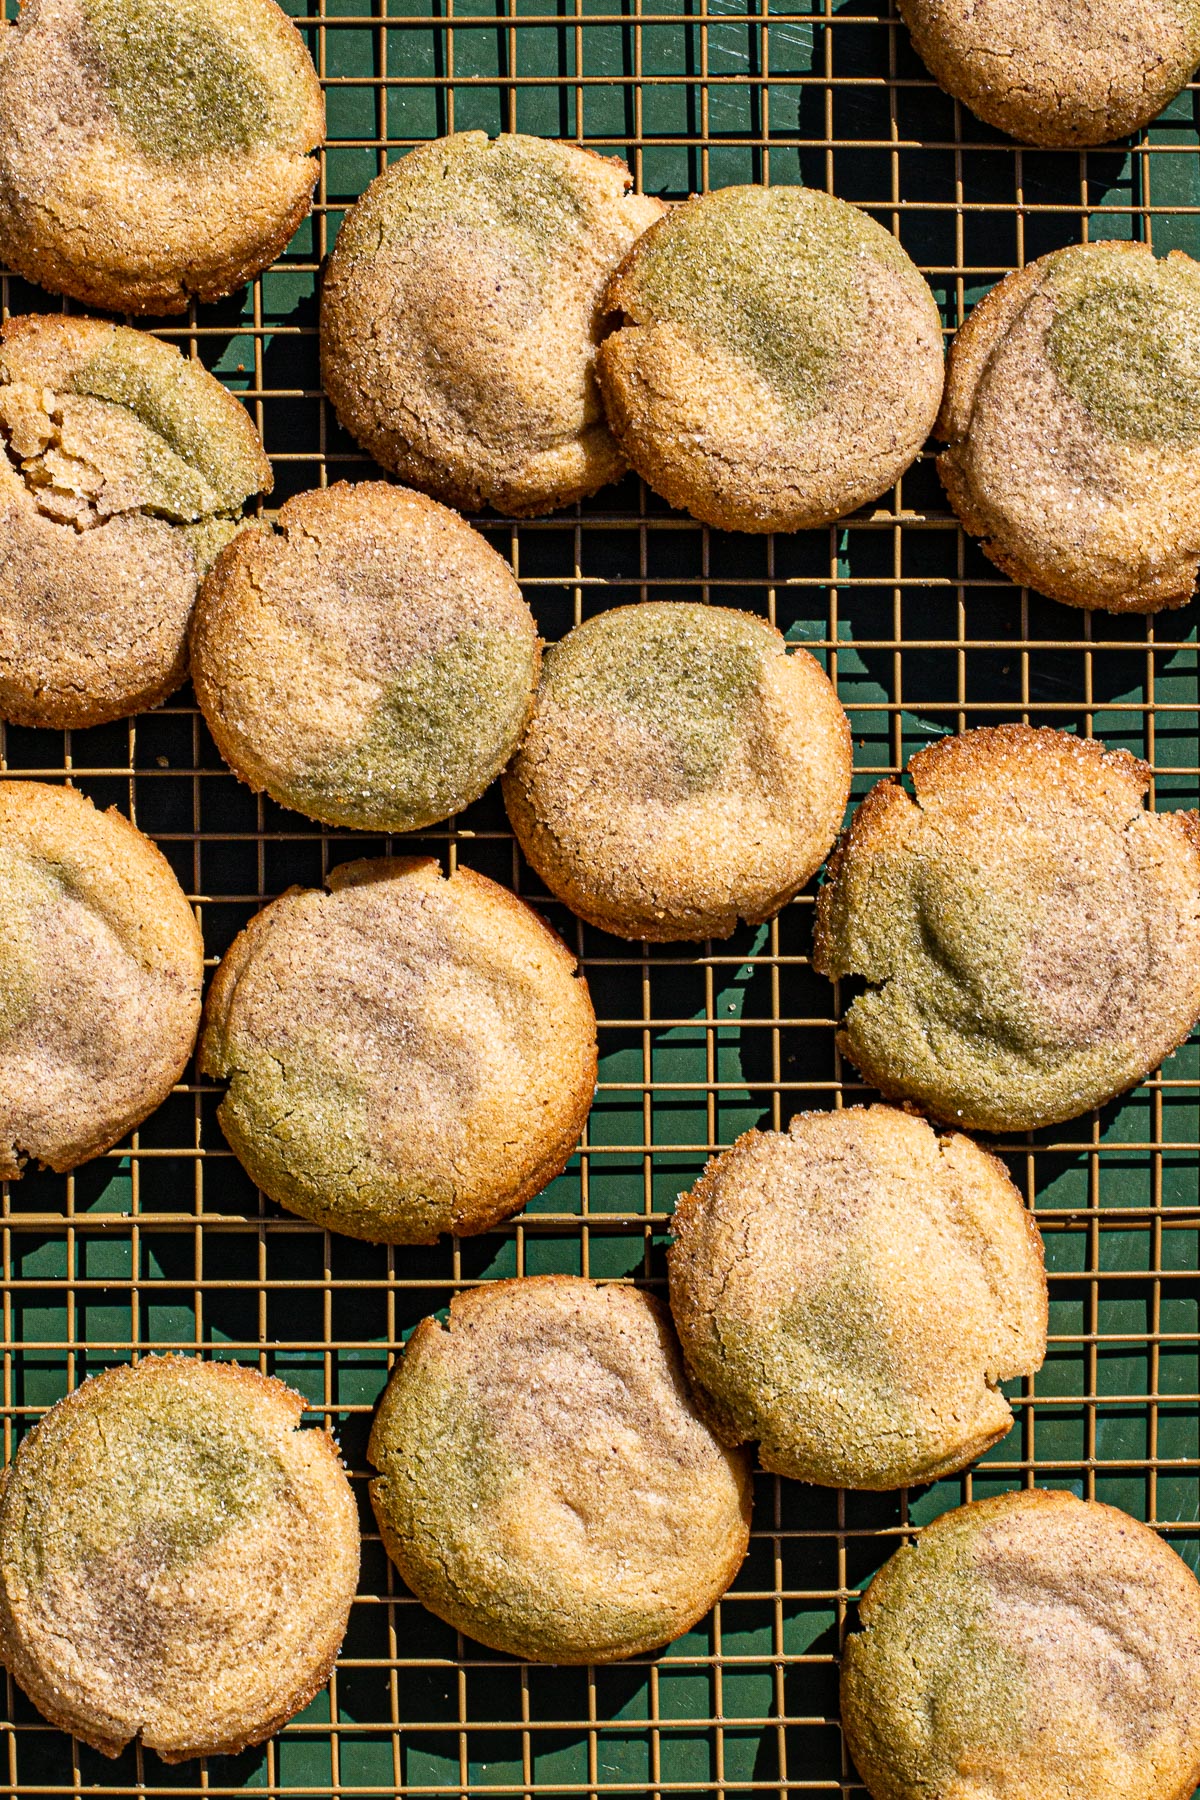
368,1277,751,1662
813,725,1200,1133
320,132,664,517
0,314,271,728
502,601,852,941
939,241,1200,613
668,1105,1047,1490
0,779,203,1178
898,0,1200,147
191,481,539,832
0,1356,359,1762
597,184,945,534
200,857,597,1243
0,0,323,313
842,1489,1200,1800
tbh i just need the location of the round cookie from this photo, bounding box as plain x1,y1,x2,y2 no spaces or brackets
898,0,1200,148
320,132,664,516
668,1105,1047,1490
0,313,271,729
597,185,945,534
0,780,204,1178
502,602,852,941
841,1489,1200,1800
191,481,539,832
0,1356,360,1762
368,1277,752,1662
0,0,324,314
200,857,597,1243
812,725,1200,1133
939,242,1200,614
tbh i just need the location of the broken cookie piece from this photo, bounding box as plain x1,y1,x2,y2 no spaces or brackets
0,314,271,729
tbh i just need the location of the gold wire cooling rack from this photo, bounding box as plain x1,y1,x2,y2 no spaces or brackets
0,0,1199,1794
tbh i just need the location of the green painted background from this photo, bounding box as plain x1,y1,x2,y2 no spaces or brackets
0,0,1197,1794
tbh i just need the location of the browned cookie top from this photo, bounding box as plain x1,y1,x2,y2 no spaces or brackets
201,857,597,1243
320,132,664,516
669,1105,1046,1489
842,1489,1200,1800
369,1278,752,1662
0,780,204,1178
191,481,539,832
813,725,1200,1132
899,0,1200,146
503,601,852,941
0,314,271,729
939,242,1200,613
0,1357,360,1762
597,184,945,534
0,0,324,313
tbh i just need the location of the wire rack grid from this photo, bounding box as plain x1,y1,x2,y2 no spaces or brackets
0,0,1198,1795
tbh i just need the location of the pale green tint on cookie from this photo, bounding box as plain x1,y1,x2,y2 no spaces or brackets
1046,249,1200,445
217,1041,459,1235
542,602,769,789
833,833,1142,1129
180,514,250,576
775,1252,913,1419
850,1529,1031,1792
80,0,293,162
16,1382,286,1581
1,326,265,553
628,187,912,416
220,1042,373,1212
374,1356,671,1656
75,336,267,512
287,627,535,831
712,1241,937,1488
63,394,227,522
376,1363,509,1524
344,134,592,273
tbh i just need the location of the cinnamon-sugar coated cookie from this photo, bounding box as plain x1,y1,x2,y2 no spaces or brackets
503,602,852,940
898,0,1200,147
0,314,271,729
939,242,1200,612
813,725,1200,1131
191,482,539,832
842,1490,1200,1800
0,780,203,1178
0,1357,359,1762
369,1278,751,1661
201,858,597,1243
669,1106,1046,1489
0,0,324,313
598,184,944,533
321,132,663,515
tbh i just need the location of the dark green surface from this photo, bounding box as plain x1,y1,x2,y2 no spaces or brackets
0,0,1198,1793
